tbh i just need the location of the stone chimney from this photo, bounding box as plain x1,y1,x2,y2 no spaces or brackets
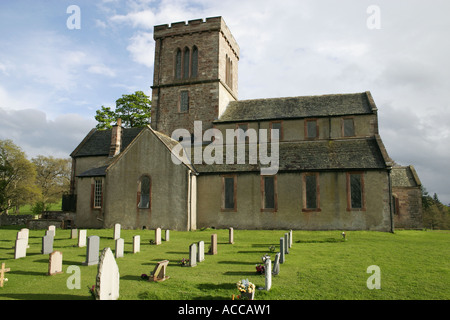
109,118,122,157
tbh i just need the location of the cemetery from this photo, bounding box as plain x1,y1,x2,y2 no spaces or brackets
0,225,448,300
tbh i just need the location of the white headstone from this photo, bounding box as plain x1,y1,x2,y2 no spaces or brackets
197,241,205,262
189,243,197,267
48,225,56,237
113,224,121,240
48,251,63,275
165,229,170,242
14,238,27,259
155,228,161,245
17,228,29,248
265,257,272,291
115,238,124,258
273,253,280,275
133,235,140,253
229,227,234,244
70,229,78,239
78,230,87,247
289,230,293,247
95,248,120,300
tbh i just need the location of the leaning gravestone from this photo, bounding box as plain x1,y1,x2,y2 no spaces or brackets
272,252,280,275
83,236,100,266
113,223,121,240
155,228,161,245
197,241,205,262
95,247,120,300
133,235,140,253
189,243,197,267
149,260,169,282
41,234,54,254
48,251,63,275
115,238,124,258
14,238,27,259
78,230,87,247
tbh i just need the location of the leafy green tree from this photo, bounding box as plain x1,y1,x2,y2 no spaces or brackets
0,140,40,214
95,91,151,129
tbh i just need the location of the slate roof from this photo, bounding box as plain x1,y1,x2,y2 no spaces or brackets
192,138,387,173
391,166,421,187
215,92,376,123
71,127,145,157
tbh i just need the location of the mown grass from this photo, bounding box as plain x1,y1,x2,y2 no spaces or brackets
0,227,448,300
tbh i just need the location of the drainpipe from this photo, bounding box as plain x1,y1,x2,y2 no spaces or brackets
387,166,394,233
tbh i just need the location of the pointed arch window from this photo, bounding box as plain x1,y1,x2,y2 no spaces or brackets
191,46,198,78
137,175,151,209
175,49,182,79
183,47,190,79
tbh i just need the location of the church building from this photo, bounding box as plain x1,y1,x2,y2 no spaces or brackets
66,16,422,231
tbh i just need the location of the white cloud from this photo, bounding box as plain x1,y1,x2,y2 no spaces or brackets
127,31,155,68
88,64,116,77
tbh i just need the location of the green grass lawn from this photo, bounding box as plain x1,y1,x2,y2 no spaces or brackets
0,227,448,300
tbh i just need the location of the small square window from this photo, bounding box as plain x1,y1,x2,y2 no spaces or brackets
343,118,355,137
306,120,318,139
180,91,189,112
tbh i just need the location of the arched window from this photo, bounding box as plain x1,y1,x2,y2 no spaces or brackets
137,175,151,209
175,49,182,79
183,47,190,79
191,46,198,78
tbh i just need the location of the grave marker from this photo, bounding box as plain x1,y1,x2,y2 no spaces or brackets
289,230,293,247
149,260,170,282
272,253,280,275
209,234,217,255
113,223,121,240
48,225,56,237
95,247,120,300
165,229,170,242
83,235,100,266
70,229,78,239
48,251,63,275
41,234,54,254
264,256,272,291
14,238,27,259
284,233,289,254
115,238,124,258
229,227,234,244
133,235,140,253
78,230,87,247
17,228,29,248
0,263,10,287
189,243,197,267
279,237,285,264
197,241,205,262
155,228,161,245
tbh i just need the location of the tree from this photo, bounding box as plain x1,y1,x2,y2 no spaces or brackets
32,155,71,212
0,140,40,214
95,91,151,129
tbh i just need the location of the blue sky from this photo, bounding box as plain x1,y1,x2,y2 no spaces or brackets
0,0,449,203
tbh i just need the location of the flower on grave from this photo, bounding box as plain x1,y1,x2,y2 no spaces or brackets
149,239,155,245
236,279,255,293
141,273,149,280
88,285,96,299
255,264,265,274
180,258,189,266
269,245,276,252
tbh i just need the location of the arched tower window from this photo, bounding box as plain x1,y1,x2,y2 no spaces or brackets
191,46,198,78
175,48,182,79
183,47,190,79
137,175,151,209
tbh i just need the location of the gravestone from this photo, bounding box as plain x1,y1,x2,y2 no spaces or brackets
279,237,285,264
113,223,121,240
272,253,280,275
78,230,87,247
165,229,170,242
284,233,289,254
41,234,54,254
149,260,169,282
70,229,78,239
189,243,197,267
0,263,10,287
265,256,272,291
155,228,161,245
209,234,217,255
289,230,293,247
133,235,140,253
83,235,100,266
48,225,56,237
46,229,55,238
197,241,205,262
48,251,63,275
229,227,234,244
115,238,124,258
95,247,120,300
14,238,27,259
17,228,29,248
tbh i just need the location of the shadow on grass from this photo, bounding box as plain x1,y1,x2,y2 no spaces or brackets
296,238,345,244
217,261,256,265
222,271,257,276
0,293,90,300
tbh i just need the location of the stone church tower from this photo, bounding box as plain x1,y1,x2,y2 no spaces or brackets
151,16,239,137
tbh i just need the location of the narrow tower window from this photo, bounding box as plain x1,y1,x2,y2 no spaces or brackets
191,46,198,78
175,48,182,79
183,47,190,79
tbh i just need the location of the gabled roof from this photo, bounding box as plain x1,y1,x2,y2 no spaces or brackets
192,138,387,174
71,127,145,158
391,165,422,187
214,91,377,123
